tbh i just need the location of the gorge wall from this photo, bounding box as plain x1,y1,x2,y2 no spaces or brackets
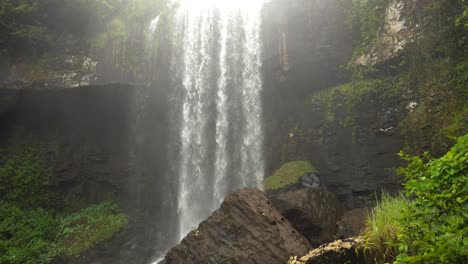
0,0,445,262
262,0,404,207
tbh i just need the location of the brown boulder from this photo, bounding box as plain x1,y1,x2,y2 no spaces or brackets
336,208,367,238
164,188,311,264
268,188,345,246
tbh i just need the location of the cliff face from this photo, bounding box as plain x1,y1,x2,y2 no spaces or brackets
262,0,352,101
262,0,407,207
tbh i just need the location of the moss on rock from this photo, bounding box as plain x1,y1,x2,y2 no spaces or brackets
264,161,317,190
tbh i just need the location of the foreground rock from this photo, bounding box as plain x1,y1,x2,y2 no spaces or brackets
268,188,344,246
164,188,311,264
336,209,367,238
288,237,363,264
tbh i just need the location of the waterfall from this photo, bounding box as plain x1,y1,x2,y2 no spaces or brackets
170,0,265,241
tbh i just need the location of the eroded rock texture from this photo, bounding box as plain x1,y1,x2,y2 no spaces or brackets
164,188,311,264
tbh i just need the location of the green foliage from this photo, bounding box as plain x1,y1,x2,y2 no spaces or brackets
395,135,468,263
264,161,317,190
361,193,408,263
453,61,468,100
399,59,468,155
0,0,154,57
308,78,397,125
54,202,128,257
0,140,61,209
0,201,128,264
0,140,128,263
455,0,468,30
346,0,389,64
0,202,58,264
361,136,467,263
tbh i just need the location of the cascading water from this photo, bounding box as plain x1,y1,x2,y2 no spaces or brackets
170,0,265,241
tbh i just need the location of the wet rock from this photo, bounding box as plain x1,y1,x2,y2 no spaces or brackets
336,209,367,239
268,188,344,247
299,173,321,188
164,188,311,264
288,237,363,264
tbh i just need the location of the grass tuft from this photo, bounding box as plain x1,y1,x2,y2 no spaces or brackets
360,193,408,263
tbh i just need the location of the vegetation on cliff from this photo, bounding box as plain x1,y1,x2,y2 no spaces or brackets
0,140,128,264
311,2,468,261
362,135,468,263
0,0,169,81
310,0,468,156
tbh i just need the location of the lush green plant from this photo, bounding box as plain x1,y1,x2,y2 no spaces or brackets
54,202,128,257
264,161,317,190
0,201,128,264
0,201,58,264
361,193,408,263
395,134,468,263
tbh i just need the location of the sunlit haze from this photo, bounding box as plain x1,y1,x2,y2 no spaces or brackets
174,0,265,11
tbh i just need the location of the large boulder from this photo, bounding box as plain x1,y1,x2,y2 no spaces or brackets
268,188,344,247
164,188,311,264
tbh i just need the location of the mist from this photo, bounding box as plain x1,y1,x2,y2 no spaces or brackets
0,0,466,263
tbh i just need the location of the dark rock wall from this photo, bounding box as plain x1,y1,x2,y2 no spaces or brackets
262,0,404,207
262,0,353,176
0,83,177,259
1,85,133,206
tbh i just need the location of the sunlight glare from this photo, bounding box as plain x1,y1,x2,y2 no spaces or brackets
175,0,265,12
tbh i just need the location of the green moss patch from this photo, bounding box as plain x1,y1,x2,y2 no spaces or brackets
54,202,128,257
307,78,396,126
264,161,317,190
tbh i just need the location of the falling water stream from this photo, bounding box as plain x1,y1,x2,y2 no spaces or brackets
171,0,265,241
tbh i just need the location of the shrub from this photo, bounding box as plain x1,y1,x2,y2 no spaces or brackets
395,134,468,263
0,201,128,263
361,193,408,263
0,202,58,264
264,161,317,190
